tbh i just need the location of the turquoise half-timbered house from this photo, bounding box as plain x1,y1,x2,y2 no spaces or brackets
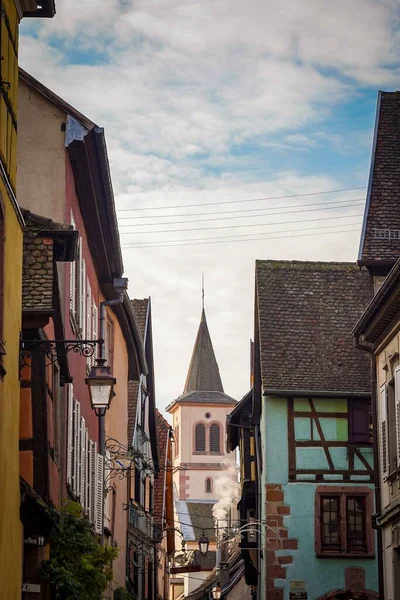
252,260,379,600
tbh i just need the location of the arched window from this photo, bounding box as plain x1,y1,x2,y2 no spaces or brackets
209,423,221,453
195,423,206,452
205,477,212,493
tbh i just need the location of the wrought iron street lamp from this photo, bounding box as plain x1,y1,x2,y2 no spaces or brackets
198,534,210,557
86,358,116,416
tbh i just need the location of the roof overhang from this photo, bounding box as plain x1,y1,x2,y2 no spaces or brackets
21,0,56,18
263,389,371,399
354,258,400,352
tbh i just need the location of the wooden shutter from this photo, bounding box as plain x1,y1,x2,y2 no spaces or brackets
84,429,90,513
66,384,74,487
349,399,370,444
73,400,81,496
69,213,76,316
195,423,206,452
395,367,400,467
89,441,97,524
95,453,104,535
381,385,388,479
210,423,221,453
86,280,92,368
80,417,86,507
81,259,86,339
92,303,98,366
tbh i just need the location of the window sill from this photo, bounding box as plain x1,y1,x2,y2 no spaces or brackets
316,552,375,559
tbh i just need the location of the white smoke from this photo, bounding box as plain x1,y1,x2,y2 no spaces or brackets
212,460,240,539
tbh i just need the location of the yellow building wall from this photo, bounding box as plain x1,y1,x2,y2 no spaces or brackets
0,1,24,597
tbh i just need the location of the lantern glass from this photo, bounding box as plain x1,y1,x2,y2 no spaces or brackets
86,360,116,414
198,535,209,556
212,586,221,599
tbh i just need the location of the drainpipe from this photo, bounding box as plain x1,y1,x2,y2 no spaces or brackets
98,278,128,548
371,357,384,599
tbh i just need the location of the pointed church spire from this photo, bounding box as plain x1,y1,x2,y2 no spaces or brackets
183,309,224,394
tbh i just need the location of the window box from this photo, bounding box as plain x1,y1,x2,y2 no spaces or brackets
315,486,374,558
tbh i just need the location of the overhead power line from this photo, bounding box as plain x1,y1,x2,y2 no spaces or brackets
116,186,366,212
122,227,360,250
118,201,364,228
117,197,365,220
121,222,362,248
120,212,363,236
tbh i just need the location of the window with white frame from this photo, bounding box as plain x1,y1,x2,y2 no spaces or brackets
379,366,400,480
66,384,104,534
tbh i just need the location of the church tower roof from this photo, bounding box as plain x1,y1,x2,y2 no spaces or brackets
184,309,224,393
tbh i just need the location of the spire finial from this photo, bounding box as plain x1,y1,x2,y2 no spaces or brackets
202,272,205,311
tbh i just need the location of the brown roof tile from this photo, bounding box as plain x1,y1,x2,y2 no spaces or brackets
359,91,400,264
255,260,373,394
186,502,216,542
127,381,139,447
132,298,149,341
154,409,171,524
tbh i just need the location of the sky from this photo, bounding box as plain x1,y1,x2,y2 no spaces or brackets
20,0,400,416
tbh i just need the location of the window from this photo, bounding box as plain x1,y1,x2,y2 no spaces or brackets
210,423,221,453
205,477,212,493
348,398,371,444
315,487,373,557
195,423,206,452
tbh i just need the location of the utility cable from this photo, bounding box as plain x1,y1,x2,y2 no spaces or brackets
118,201,364,228
116,185,366,212
122,222,361,248
120,212,363,235
122,227,360,249
117,197,365,220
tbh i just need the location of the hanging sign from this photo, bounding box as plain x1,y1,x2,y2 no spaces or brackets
290,580,307,600
22,583,41,593
24,535,45,546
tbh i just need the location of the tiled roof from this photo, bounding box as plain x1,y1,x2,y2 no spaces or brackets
154,409,171,524
132,299,149,341
167,390,236,412
184,309,224,393
255,260,373,394
359,91,400,264
186,502,216,542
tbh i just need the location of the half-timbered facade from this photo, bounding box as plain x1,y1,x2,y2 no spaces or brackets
253,260,379,600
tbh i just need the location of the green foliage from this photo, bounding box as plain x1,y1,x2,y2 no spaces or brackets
114,587,134,600
41,501,118,600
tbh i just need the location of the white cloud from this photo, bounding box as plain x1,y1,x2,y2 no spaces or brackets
19,0,397,413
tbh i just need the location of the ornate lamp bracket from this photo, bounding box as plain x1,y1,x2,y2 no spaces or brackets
20,337,104,368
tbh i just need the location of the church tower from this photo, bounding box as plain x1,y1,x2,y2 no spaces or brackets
167,309,237,502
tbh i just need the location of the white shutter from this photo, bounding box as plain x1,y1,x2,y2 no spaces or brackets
77,237,83,327
381,385,388,479
66,384,74,487
70,212,76,316
86,280,92,368
395,367,400,467
95,453,104,535
73,400,81,496
84,429,90,513
92,303,98,366
104,450,111,521
89,441,97,524
80,417,86,507
81,259,86,339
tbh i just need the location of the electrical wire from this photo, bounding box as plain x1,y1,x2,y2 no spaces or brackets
118,201,364,228
122,222,360,248
120,212,363,235
122,227,360,249
116,185,366,212
117,197,366,220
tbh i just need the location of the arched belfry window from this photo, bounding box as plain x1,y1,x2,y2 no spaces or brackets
210,423,221,453
195,423,206,452
205,477,212,493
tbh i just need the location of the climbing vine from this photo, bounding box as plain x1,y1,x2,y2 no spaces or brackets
41,501,118,600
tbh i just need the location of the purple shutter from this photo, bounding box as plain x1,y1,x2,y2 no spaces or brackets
349,399,369,443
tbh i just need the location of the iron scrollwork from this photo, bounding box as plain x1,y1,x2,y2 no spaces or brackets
20,338,103,368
